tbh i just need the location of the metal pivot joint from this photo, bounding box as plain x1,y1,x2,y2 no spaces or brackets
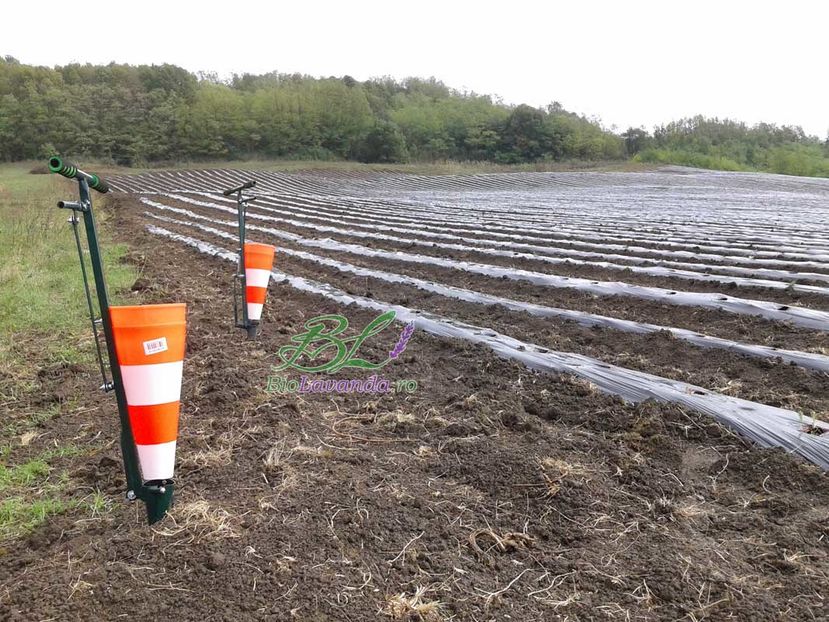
51,156,172,524
225,180,260,339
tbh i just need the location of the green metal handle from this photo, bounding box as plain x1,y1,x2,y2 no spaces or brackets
223,180,255,196
48,156,110,194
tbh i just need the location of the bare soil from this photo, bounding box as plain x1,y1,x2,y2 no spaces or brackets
135,211,829,420
236,201,829,310
2,196,828,621
151,196,829,354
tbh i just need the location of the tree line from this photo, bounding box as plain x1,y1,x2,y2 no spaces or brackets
625,117,829,177
1,56,827,176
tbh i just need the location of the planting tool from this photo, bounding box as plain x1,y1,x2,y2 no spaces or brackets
50,156,176,524
224,180,272,338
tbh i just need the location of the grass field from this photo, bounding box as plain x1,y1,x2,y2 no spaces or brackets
0,162,136,539
0,163,136,361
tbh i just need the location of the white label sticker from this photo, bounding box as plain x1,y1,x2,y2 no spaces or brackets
142,337,168,356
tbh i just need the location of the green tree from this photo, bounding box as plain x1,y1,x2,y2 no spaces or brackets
622,127,649,155
354,121,408,163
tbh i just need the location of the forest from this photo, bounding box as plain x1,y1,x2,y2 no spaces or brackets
629,118,829,177
1,57,828,176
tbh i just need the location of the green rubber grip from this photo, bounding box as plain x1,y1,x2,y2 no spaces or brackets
87,174,110,194
48,156,110,194
48,156,78,179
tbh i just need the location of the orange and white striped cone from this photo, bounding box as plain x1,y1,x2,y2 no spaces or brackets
110,304,187,482
244,242,276,323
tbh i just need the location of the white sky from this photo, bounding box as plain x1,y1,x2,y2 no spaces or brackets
4,0,828,137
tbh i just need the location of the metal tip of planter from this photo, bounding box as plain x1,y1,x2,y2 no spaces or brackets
246,323,260,340
142,482,174,525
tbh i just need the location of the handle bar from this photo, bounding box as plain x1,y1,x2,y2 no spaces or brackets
223,180,256,196
48,156,110,194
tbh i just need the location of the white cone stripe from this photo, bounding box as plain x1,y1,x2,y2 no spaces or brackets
245,268,271,288
247,302,264,321
120,361,184,405
137,440,177,480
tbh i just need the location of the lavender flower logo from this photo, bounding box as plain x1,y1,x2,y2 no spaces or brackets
389,322,415,360
274,310,416,373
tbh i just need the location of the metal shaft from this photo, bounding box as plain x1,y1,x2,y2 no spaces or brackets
72,178,173,523
237,189,249,329
68,213,111,391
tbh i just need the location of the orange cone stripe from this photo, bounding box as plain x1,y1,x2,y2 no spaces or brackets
246,285,268,304
128,402,181,445
244,242,276,270
110,304,187,366
243,243,275,324
110,325,187,365
109,303,187,482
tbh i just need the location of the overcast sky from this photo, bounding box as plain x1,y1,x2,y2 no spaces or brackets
5,1,827,137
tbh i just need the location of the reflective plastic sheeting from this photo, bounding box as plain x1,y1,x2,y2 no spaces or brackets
146,225,829,470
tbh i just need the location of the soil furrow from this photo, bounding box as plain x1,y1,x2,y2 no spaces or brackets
168,197,829,309
146,197,829,352
140,208,829,418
